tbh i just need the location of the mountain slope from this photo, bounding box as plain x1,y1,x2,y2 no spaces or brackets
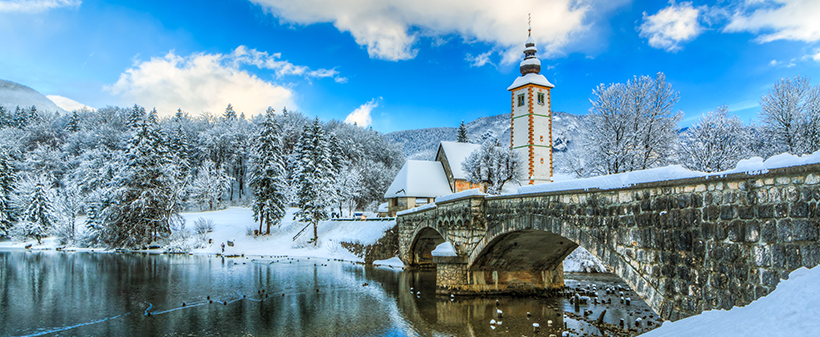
0,79,65,113
384,112,589,168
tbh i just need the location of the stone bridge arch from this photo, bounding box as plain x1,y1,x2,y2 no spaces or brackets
466,214,665,316
407,226,446,268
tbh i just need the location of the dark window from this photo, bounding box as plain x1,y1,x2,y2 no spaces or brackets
537,92,545,105
517,94,525,106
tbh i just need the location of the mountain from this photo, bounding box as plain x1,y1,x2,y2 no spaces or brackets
384,111,590,170
0,79,65,113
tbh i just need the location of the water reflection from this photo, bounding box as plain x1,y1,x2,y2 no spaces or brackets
0,251,654,336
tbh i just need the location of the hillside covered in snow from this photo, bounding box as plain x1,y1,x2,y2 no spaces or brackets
383,111,588,165
0,79,65,113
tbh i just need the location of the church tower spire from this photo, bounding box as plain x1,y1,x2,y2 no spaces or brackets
508,18,554,185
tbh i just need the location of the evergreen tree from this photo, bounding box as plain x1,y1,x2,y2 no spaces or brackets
223,103,237,120
293,117,336,244
101,109,181,248
66,110,81,132
23,181,56,244
0,151,14,237
0,106,9,128
127,104,146,129
168,123,191,176
457,120,469,143
249,107,288,235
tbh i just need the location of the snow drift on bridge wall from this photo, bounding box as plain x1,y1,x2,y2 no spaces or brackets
517,150,820,195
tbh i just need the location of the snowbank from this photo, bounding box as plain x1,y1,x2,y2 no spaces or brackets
644,266,820,337
435,188,484,203
430,242,457,257
518,150,820,195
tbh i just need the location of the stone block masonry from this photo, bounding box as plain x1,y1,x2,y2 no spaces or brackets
397,163,820,321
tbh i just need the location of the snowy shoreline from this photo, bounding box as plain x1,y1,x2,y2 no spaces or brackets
0,207,407,268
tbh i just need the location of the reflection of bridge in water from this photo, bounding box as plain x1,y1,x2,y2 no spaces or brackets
397,163,820,321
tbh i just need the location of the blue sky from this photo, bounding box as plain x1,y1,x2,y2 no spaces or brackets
1,0,818,132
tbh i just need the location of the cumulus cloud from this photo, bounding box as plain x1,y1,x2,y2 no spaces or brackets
812,49,820,62
0,0,79,13
46,95,94,111
639,1,702,52
106,46,342,117
344,99,379,127
465,51,494,68
724,0,820,43
250,0,594,63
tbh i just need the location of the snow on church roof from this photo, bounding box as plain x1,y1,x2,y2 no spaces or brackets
383,160,452,199
438,141,481,180
507,73,554,91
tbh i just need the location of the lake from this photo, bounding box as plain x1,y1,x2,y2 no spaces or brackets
0,251,658,336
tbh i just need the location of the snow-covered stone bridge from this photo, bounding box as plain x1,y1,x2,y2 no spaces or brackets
396,163,820,321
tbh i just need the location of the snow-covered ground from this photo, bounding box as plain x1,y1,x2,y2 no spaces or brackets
644,266,820,337
563,246,608,273
0,207,404,267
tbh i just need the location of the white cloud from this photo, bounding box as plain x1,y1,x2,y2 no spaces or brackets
105,46,343,117
229,45,346,82
0,0,79,13
46,95,94,111
812,49,820,62
250,0,595,62
465,51,494,68
769,59,779,66
639,1,702,52
724,0,820,43
344,99,379,127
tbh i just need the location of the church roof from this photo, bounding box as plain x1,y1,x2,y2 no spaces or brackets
507,73,555,91
437,141,481,180
383,160,452,199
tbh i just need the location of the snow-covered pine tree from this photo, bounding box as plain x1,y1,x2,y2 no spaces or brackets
249,107,288,235
293,117,336,244
679,105,750,172
82,203,106,247
101,109,182,248
461,138,523,194
223,104,237,121
168,121,191,176
457,120,469,143
66,110,81,132
23,181,56,244
127,104,145,129
0,150,15,237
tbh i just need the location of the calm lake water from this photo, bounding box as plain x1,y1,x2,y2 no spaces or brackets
0,251,658,336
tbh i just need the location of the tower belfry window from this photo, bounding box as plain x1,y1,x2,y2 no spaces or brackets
517,94,525,107
537,92,545,105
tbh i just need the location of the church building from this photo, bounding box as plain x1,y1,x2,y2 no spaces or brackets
382,26,554,215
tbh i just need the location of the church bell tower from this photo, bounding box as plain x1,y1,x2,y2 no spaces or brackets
508,23,554,185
